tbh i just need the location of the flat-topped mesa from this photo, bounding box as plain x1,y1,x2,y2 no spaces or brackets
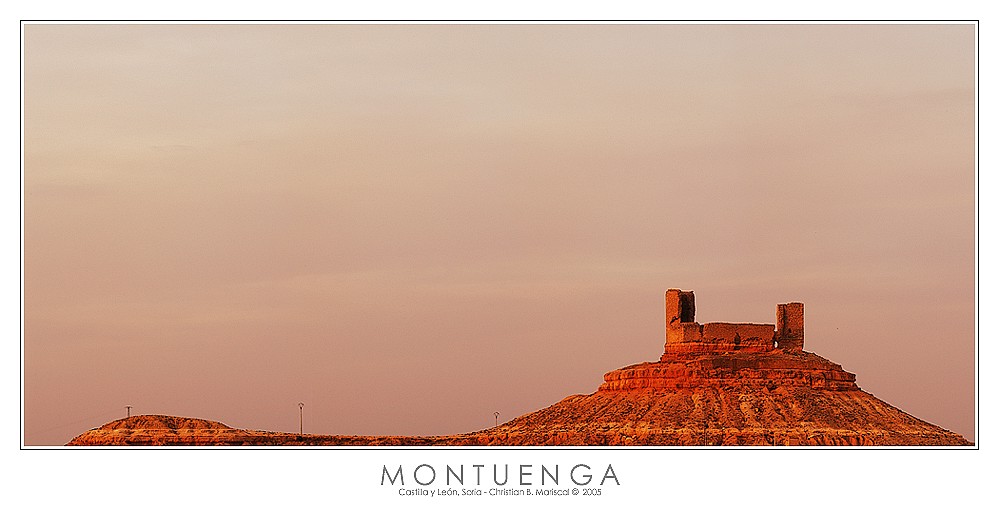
597,289,857,392
663,289,804,359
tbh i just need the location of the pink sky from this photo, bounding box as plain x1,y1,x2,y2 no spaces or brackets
22,23,975,445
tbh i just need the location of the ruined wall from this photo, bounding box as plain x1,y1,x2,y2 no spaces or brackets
776,302,804,351
663,289,778,356
701,323,776,345
662,322,776,359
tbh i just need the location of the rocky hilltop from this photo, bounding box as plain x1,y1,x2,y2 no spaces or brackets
68,289,971,446
489,352,965,446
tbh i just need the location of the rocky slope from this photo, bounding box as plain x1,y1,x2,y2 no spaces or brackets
482,350,969,446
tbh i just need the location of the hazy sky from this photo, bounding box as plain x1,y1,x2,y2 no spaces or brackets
22,23,975,445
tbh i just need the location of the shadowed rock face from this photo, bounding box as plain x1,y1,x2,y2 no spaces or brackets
66,291,973,447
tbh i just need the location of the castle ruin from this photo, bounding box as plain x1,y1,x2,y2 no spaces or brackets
662,289,804,360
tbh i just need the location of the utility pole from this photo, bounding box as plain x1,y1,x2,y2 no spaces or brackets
494,411,500,427
298,403,304,435
126,405,132,419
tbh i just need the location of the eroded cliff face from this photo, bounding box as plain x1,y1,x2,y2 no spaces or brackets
477,394,970,446
474,348,968,446
602,350,858,392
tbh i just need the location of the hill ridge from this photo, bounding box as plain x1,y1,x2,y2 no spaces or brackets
66,289,972,446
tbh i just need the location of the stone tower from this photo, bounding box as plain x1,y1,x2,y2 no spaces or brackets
776,302,804,351
664,289,698,344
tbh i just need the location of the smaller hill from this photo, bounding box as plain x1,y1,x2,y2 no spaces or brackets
68,415,240,446
97,415,231,431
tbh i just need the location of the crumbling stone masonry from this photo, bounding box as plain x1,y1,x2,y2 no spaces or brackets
776,302,804,351
663,289,804,359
